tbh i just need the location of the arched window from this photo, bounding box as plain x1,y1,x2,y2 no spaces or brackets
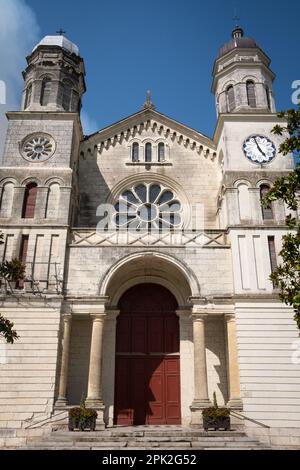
226,85,235,112
0,182,14,218
45,183,60,219
246,81,256,108
145,143,152,162
24,84,32,109
62,80,73,111
132,143,139,162
265,85,271,110
40,78,52,106
22,183,38,219
158,143,165,162
260,184,273,220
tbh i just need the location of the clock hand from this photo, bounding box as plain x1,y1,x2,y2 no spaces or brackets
254,137,266,157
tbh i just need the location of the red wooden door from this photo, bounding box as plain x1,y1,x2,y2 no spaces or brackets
114,283,181,425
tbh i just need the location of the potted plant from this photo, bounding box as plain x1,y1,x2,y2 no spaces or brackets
202,392,230,431
68,396,97,431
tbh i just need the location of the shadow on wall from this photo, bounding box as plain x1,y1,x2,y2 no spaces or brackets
67,319,92,405
205,319,229,405
77,150,111,227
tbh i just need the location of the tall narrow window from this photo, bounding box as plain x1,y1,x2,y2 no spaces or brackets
22,183,38,219
24,84,32,109
40,78,52,106
268,236,277,286
266,86,271,110
158,143,165,162
226,85,235,112
17,235,29,289
62,80,73,111
145,143,152,162
246,81,256,108
132,142,139,162
260,184,273,220
0,182,14,218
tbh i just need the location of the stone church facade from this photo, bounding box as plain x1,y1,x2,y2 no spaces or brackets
0,28,300,448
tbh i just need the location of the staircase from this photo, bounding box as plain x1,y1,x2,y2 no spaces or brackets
24,426,270,450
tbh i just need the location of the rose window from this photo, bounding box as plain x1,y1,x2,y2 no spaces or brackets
114,183,182,230
21,133,55,162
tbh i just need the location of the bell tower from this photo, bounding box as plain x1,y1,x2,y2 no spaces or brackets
22,34,86,113
212,26,276,116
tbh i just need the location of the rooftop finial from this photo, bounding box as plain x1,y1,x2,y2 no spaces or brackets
56,28,66,36
143,90,155,110
232,8,244,39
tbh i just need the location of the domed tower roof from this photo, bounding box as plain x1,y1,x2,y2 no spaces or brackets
218,26,260,58
32,35,80,56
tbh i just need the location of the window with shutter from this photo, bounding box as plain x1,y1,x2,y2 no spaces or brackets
260,185,273,220
40,78,52,106
16,235,29,289
145,143,152,162
132,143,139,162
158,143,165,162
246,81,256,108
22,183,38,219
268,236,277,289
226,86,235,112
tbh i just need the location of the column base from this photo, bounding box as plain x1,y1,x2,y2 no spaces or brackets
190,399,212,427
55,397,68,408
227,398,243,410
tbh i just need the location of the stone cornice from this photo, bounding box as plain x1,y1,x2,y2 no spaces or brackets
213,113,287,144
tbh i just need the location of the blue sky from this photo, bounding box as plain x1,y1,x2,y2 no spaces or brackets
1,0,300,139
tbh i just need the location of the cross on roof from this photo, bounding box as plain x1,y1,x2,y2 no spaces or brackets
56,28,66,36
233,8,240,26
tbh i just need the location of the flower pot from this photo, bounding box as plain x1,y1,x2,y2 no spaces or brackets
68,408,97,431
203,415,230,431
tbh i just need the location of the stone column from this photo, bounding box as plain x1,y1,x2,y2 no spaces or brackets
225,314,243,410
176,309,194,427
102,310,120,426
86,313,106,408
56,314,72,407
190,312,211,425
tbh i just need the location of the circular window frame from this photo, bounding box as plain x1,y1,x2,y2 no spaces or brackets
20,132,56,163
113,182,184,230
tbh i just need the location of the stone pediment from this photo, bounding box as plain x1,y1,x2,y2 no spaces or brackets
81,109,217,160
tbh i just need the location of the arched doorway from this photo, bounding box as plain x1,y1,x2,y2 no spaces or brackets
114,283,181,425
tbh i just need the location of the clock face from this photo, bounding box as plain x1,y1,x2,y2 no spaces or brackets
243,135,276,164
20,133,56,163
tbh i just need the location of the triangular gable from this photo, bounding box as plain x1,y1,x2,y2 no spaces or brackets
81,109,217,160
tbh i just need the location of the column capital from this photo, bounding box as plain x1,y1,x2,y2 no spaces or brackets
105,310,120,321
225,313,236,323
90,313,107,322
176,309,191,319
191,312,209,322
62,313,72,323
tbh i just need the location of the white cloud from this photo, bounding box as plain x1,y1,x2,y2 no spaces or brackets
0,0,40,160
81,110,99,136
